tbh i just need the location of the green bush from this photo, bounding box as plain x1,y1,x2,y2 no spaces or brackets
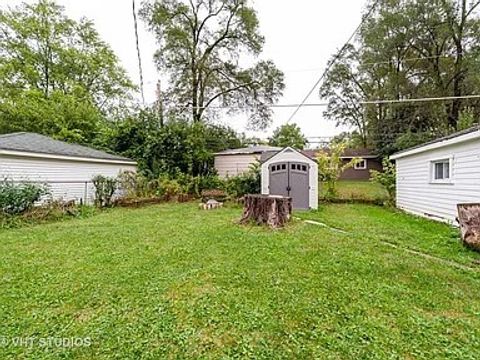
157,178,181,200
92,175,117,208
225,162,261,199
370,158,396,207
0,180,49,215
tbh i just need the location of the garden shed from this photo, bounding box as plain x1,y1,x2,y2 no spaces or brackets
0,132,137,204
261,147,318,210
391,125,480,224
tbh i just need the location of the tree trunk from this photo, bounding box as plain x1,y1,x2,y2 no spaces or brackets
457,203,480,252
240,195,292,228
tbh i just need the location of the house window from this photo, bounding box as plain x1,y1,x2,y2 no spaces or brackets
431,159,451,181
354,159,367,170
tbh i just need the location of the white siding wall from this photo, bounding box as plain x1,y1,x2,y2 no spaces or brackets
261,149,318,210
214,154,259,178
0,155,136,204
396,138,480,224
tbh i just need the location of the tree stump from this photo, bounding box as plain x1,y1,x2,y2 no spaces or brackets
457,203,480,252
240,195,292,228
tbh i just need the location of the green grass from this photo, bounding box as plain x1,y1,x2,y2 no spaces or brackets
1,203,480,359
320,180,388,202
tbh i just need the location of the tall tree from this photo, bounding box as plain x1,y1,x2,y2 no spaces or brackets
320,0,480,155
269,123,307,149
141,0,285,129
0,0,135,143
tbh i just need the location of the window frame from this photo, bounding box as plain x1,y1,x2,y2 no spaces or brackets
430,157,454,184
354,159,367,170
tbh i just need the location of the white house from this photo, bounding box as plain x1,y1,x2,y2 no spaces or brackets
391,126,480,224
0,132,137,204
214,145,281,178
261,147,318,210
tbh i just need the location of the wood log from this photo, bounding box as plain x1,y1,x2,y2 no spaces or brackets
457,203,480,252
240,195,292,228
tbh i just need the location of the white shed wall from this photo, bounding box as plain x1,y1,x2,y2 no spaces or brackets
214,154,259,178
0,155,137,204
396,138,480,224
261,149,318,210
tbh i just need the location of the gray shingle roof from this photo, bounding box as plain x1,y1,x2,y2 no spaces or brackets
0,132,135,163
214,145,282,156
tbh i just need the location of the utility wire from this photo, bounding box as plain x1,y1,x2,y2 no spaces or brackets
132,0,145,105
286,0,381,124
165,94,480,111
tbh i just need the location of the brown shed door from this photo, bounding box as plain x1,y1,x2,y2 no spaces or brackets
269,162,309,209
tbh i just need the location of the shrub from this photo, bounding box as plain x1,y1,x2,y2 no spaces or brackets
157,178,181,200
371,158,396,207
92,175,117,208
317,142,360,200
225,162,261,199
0,180,49,215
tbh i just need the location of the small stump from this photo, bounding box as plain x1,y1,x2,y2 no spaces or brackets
457,203,480,252
240,194,292,228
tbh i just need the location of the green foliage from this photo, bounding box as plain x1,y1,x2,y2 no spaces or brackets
269,123,307,149
317,143,360,199
320,0,480,156
225,162,261,198
0,180,49,215
140,0,284,128
108,116,243,178
92,175,117,208
157,177,181,200
0,201,95,229
370,158,397,207
0,0,134,144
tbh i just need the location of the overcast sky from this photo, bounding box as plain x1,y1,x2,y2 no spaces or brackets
4,0,368,142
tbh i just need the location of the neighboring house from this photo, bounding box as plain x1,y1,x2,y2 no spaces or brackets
302,148,382,181
391,126,480,224
214,145,282,178
215,146,381,180
0,132,137,204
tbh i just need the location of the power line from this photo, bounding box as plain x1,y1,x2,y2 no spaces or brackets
286,0,381,124
132,0,145,105
165,94,480,111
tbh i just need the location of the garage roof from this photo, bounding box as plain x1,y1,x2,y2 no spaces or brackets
214,145,282,156
0,132,136,164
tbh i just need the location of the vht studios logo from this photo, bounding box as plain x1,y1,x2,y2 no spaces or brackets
0,336,92,348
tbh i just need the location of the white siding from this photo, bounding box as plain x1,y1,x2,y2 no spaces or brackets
261,148,318,210
214,154,259,178
396,138,480,224
0,155,136,204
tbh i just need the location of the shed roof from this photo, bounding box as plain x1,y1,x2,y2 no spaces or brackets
214,145,282,156
260,148,317,163
390,125,480,160
0,132,135,163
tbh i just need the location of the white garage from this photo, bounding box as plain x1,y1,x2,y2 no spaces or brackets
261,147,318,210
391,126,480,224
0,132,137,204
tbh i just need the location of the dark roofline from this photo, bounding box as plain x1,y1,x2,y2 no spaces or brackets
0,132,136,163
391,125,480,158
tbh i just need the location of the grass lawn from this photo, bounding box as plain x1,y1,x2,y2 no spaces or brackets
320,180,389,202
1,203,480,359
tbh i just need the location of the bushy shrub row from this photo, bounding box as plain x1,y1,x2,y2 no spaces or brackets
0,179,49,215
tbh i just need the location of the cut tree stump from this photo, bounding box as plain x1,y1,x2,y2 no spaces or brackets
457,203,480,252
240,195,292,228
